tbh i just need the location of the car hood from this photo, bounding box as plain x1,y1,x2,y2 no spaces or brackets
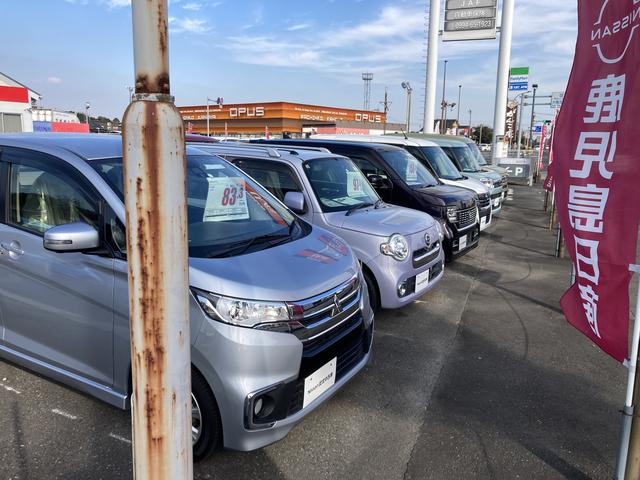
188,227,359,302
413,183,477,209
440,178,489,195
323,204,435,237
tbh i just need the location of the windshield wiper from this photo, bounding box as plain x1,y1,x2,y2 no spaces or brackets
346,202,375,216
207,231,291,258
374,199,384,209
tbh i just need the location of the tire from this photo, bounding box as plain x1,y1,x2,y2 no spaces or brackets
363,270,380,312
191,369,223,461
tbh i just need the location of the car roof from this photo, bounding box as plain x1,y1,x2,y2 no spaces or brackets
402,133,470,147
189,142,347,166
255,138,407,153
0,132,205,160
312,134,439,147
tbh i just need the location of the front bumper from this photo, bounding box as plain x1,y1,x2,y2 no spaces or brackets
192,303,374,452
445,224,480,261
479,208,492,231
490,189,503,215
370,244,445,309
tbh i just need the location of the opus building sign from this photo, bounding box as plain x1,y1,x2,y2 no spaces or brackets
443,0,498,42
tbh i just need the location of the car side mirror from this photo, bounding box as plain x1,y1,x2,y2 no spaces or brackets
283,191,306,214
367,174,391,189
44,222,100,252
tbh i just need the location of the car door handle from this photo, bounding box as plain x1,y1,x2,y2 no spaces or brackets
0,242,24,257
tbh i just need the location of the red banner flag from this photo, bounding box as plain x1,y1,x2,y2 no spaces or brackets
552,0,640,363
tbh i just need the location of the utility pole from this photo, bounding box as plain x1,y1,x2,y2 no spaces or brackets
206,96,214,137
440,60,448,134
468,109,472,139
127,86,134,104
123,0,193,478
380,88,391,134
402,82,413,133
528,84,539,150
457,85,462,135
423,0,441,134
84,101,90,125
491,0,515,164
479,124,484,145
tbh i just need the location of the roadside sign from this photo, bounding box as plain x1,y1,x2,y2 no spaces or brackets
550,91,565,109
532,124,543,134
443,0,497,42
509,67,529,91
497,157,533,186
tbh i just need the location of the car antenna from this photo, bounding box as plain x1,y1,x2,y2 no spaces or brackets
400,128,408,140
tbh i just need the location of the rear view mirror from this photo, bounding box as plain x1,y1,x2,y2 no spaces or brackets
44,222,100,252
284,191,306,214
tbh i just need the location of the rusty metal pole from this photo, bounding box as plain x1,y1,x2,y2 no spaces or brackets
122,1,192,478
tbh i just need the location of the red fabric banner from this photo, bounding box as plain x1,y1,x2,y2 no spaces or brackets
552,0,640,362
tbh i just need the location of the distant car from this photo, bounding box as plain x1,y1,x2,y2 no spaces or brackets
480,143,491,152
185,134,219,143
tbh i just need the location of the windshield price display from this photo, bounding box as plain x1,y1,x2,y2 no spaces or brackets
406,157,418,182
347,171,364,197
203,177,250,222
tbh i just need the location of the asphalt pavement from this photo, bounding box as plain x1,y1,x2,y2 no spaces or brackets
0,185,625,479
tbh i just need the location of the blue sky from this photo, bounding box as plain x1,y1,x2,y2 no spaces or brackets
2,0,578,128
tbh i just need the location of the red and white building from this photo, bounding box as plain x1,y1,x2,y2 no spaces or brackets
0,72,41,133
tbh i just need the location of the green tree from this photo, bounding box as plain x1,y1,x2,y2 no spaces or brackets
471,125,493,144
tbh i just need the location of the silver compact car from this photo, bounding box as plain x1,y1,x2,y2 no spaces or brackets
191,143,445,310
0,134,373,459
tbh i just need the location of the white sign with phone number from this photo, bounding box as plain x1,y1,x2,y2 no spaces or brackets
203,177,250,222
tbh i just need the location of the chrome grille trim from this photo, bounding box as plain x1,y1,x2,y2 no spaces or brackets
414,243,440,263
455,206,477,229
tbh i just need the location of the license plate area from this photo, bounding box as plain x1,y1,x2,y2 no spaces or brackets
303,358,337,409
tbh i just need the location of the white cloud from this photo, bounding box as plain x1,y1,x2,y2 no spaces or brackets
47,76,63,84
286,23,312,32
183,2,202,11
169,16,211,34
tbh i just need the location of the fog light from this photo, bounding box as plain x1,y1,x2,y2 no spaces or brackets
254,397,264,416
398,282,408,297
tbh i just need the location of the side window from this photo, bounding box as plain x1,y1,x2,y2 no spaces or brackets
351,156,389,179
230,158,301,202
8,161,99,236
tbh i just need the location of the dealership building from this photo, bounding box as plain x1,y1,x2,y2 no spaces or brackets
0,72,41,133
178,101,404,137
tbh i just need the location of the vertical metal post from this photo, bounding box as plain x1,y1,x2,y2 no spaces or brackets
123,1,193,479
440,59,448,134
491,0,514,163
423,0,440,134
456,84,462,135
206,99,210,137
516,91,527,158
619,265,640,479
468,109,472,139
528,85,538,150
407,87,412,133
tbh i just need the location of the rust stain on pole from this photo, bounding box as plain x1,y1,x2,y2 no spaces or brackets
124,0,192,478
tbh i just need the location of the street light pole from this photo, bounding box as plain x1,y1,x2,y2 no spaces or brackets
206,97,214,137
440,60,448,134
122,0,192,478
402,82,413,133
516,90,531,158
84,101,90,125
528,84,539,150
468,109,472,139
423,0,441,134
457,85,462,135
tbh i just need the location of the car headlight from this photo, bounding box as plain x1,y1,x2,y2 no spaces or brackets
446,206,457,223
481,178,494,188
193,289,290,328
380,233,409,261
435,221,444,242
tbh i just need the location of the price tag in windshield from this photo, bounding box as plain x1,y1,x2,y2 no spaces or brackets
203,177,250,222
406,158,418,182
347,171,365,197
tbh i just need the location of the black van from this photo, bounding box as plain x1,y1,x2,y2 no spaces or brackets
253,139,479,261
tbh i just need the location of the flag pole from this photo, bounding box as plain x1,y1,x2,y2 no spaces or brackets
617,265,640,479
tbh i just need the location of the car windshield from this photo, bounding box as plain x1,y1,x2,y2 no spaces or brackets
90,154,299,258
302,156,381,213
379,149,438,188
413,146,464,181
447,146,481,173
467,143,488,166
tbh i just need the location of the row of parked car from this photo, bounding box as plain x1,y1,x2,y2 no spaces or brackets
0,131,507,460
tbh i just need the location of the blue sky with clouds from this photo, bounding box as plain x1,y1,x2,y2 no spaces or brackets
2,0,578,128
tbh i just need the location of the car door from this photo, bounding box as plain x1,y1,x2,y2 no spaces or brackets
0,147,115,386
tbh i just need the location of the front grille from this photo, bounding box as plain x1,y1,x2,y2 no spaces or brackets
456,206,477,229
413,241,440,268
478,194,491,211
288,321,370,415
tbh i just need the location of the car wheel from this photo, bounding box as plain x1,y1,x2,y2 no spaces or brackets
192,369,223,461
363,270,380,312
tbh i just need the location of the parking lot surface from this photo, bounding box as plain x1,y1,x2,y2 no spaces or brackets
0,185,624,479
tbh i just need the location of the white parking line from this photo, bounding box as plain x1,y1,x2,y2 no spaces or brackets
109,433,132,445
0,382,21,395
51,408,78,420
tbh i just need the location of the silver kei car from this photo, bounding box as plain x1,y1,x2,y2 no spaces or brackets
192,143,445,310
0,134,373,460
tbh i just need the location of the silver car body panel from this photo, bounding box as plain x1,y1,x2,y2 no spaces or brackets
0,133,373,451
